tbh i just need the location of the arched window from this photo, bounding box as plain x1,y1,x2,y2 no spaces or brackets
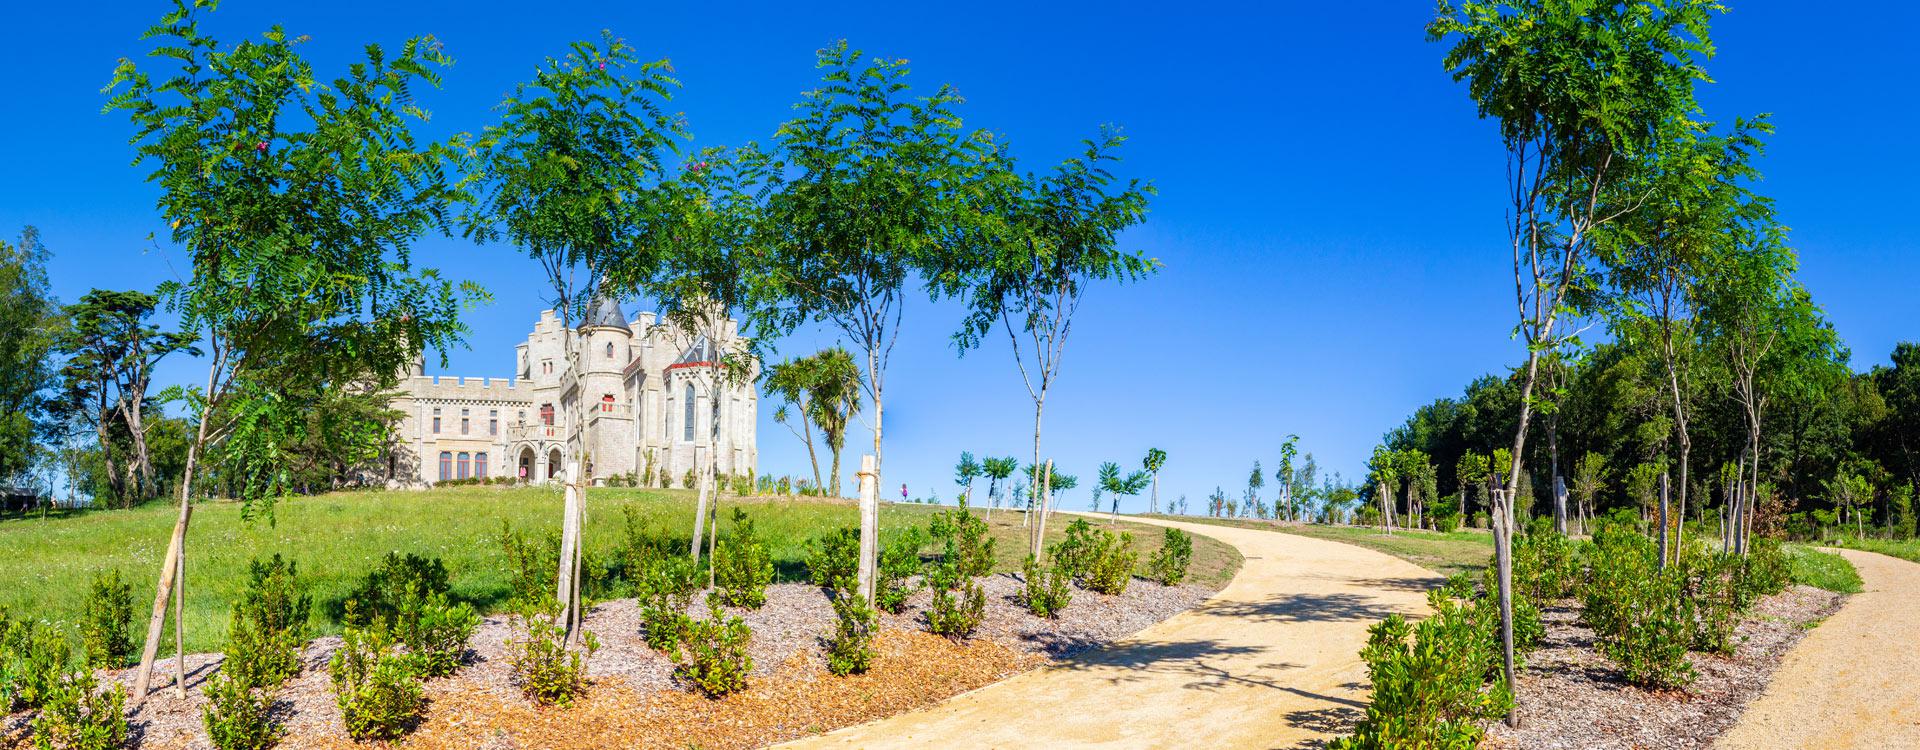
474,451,488,478
683,384,695,442
457,452,470,480
438,451,452,481
601,394,615,413
605,342,615,359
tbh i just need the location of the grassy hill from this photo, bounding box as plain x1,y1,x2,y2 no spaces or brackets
0,486,1239,653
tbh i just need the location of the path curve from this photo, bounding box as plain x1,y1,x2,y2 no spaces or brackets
1717,549,1920,750
777,515,1441,749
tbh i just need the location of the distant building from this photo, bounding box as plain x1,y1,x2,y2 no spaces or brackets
384,297,757,487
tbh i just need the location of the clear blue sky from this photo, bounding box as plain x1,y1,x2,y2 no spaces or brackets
3,1,1915,510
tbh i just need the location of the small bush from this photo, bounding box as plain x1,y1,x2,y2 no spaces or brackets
635,553,700,652
924,564,986,639
395,588,480,678
505,610,598,707
930,508,995,578
28,671,127,750
1431,508,1463,533
1514,530,1581,601
682,468,696,491
329,628,426,742
875,528,926,613
807,526,861,594
823,596,876,677
222,555,312,689
1327,586,1511,750
674,604,752,697
201,672,279,750
709,508,775,609
1051,519,1100,579
1736,538,1792,604
1020,556,1072,618
79,570,135,670
1147,527,1193,586
1585,525,1694,688
1083,531,1139,595
3,616,73,711
498,520,560,612
340,553,450,629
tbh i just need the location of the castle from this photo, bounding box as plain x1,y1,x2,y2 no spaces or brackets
385,297,757,487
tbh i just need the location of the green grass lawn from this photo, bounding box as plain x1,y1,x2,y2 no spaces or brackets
1142,515,1494,579
1783,544,1863,594
1829,535,1920,566
0,486,1238,653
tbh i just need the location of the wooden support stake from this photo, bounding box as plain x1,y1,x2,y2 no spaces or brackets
173,539,186,697
855,455,878,607
132,501,190,704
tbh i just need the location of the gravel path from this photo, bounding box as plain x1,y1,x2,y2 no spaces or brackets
774,512,1442,750
1716,549,1920,750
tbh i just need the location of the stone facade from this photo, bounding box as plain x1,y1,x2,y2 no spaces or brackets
386,299,757,487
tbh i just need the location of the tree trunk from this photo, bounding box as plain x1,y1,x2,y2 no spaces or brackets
1028,399,1048,559
1492,486,1517,726
133,350,221,705
856,454,878,606
1657,472,1670,569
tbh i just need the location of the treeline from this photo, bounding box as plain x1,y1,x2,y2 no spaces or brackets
1377,340,1920,539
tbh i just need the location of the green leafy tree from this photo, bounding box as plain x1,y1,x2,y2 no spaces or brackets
51,289,196,506
1245,460,1265,519
468,32,684,637
952,127,1155,558
760,42,987,530
1098,461,1149,524
1456,453,1491,521
107,0,474,700
981,455,1018,517
0,227,60,489
1429,0,1720,721
1569,451,1608,533
1143,447,1168,514
766,349,863,494
1274,436,1298,521
954,451,982,508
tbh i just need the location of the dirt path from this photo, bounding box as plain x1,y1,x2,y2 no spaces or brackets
1716,549,1920,750
776,515,1442,749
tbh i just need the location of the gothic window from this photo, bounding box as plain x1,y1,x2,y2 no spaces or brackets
605,342,615,359
457,452,470,479
489,409,498,435
431,406,441,434
683,384,695,442
475,451,488,478
540,404,554,426
601,394,615,413
438,451,452,481
461,407,470,435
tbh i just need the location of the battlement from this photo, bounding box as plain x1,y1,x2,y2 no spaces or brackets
401,374,534,403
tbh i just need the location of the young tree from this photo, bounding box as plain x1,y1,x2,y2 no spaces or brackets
469,32,685,639
953,127,1155,559
1456,452,1491,522
1429,0,1718,719
1143,447,1168,514
955,451,982,508
53,290,196,505
1369,445,1399,533
762,42,986,536
982,455,1018,518
108,0,473,700
766,356,825,492
1274,436,1299,521
803,348,863,498
1570,451,1608,534
1098,461,1148,524
1245,460,1265,520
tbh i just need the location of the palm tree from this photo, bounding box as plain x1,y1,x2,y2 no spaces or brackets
1143,448,1168,514
765,357,825,492
804,347,862,497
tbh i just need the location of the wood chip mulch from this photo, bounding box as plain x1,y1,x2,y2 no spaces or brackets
1482,584,1846,750
4,573,1220,750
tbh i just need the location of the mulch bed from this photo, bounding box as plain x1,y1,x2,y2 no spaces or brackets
9,573,1218,750
1482,584,1845,750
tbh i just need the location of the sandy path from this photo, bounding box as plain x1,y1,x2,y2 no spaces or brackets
1716,549,1920,750
775,515,1441,749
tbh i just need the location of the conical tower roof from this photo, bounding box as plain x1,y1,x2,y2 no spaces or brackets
582,293,630,332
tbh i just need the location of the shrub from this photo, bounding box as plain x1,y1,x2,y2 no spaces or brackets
1736,537,1791,605
1147,527,1193,586
222,555,312,689
394,588,480,678
709,508,775,609
636,553,700,652
1020,556,1072,618
807,527,861,594
823,595,876,677
1584,525,1694,688
1083,531,1139,595
79,570,135,670
1477,564,1542,659
674,604,752,697
498,520,559,611
930,508,995,578
875,528,926,613
201,672,279,750
329,628,426,742
505,610,598,707
2,617,73,711
1050,519,1100,579
1328,587,1511,750
924,564,985,639
340,552,450,629
1431,508,1463,533
28,671,127,750
1514,530,1582,601
682,468,696,491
